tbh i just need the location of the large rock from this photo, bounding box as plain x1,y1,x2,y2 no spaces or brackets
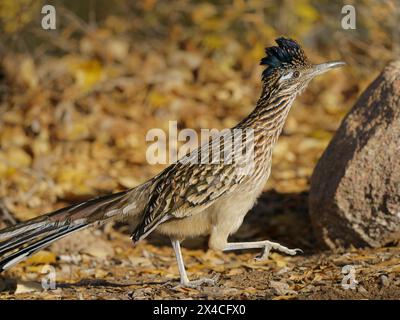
309,61,400,249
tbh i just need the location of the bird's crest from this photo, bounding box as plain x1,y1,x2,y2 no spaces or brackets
260,37,310,78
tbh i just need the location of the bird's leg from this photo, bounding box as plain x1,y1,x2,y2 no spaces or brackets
171,238,219,288
223,240,302,261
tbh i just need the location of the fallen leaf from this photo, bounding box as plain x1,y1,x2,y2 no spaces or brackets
269,280,298,296
15,281,43,294
25,251,56,265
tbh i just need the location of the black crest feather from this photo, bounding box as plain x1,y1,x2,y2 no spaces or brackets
260,37,310,78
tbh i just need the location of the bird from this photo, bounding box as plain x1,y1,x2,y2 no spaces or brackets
0,37,344,288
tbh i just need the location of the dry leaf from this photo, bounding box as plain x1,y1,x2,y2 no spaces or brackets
25,251,56,265
15,281,43,294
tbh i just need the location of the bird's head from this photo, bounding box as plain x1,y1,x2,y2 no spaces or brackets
260,37,345,96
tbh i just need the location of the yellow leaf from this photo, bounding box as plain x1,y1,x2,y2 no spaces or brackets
272,295,297,300
250,42,265,61
20,58,38,88
309,130,333,140
203,34,224,50
0,0,40,33
95,269,109,278
65,122,90,141
294,0,319,21
4,147,32,168
148,91,168,108
270,253,288,268
118,176,139,188
70,59,103,91
192,3,217,24
15,281,43,294
25,265,47,273
25,251,56,265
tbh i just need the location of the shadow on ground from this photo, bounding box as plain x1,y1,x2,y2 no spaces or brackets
139,189,316,254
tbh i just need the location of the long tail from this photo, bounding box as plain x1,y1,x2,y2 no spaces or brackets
0,182,151,272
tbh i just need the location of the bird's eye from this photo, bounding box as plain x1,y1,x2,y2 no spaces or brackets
293,71,300,78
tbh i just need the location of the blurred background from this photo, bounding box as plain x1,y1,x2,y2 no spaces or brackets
0,0,399,300
0,0,397,222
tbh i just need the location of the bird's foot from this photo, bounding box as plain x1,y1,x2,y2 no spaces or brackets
255,241,303,261
174,273,220,289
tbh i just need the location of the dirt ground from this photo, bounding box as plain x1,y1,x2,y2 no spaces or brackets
1,191,399,300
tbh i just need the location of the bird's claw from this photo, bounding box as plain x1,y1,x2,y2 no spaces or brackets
254,241,303,261
255,246,271,261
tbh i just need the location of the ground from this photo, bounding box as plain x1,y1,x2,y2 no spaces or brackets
1,191,399,300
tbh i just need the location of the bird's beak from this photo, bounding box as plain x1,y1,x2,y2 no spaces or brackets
312,61,346,76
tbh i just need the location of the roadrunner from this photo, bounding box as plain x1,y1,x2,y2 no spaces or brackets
0,37,344,287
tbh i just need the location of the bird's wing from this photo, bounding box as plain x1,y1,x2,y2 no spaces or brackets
131,130,249,242
131,162,238,242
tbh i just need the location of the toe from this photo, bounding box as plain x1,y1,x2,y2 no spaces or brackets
254,253,267,261
287,248,303,255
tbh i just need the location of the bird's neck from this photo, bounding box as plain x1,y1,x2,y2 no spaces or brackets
229,89,297,180
236,89,296,140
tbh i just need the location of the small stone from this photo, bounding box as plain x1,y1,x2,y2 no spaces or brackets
277,267,290,275
269,280,297,296
357,286,368,294
380,275,390,287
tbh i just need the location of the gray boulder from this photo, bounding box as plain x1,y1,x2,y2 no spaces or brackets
309,61,400,249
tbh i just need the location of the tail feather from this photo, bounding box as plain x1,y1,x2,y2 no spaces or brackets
0,181,151,272
0,224,86,271
0,190,128,241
